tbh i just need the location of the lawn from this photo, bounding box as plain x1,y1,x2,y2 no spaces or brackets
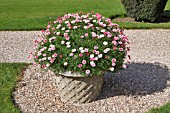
0,0,170,30
0,63,28,113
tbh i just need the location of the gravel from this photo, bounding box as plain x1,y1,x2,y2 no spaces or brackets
0,29,170,113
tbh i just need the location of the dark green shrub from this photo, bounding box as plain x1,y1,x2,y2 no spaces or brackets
121,0,168,22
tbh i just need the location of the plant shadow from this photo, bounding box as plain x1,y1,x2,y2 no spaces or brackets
97,62,170,100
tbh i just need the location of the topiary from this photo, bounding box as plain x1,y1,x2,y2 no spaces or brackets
121,0,168,22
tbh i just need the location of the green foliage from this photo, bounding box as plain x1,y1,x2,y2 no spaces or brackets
121,0,168,22
32,12,129,76
0,63,28,113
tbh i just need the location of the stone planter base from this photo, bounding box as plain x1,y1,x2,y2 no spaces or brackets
55,74,103,105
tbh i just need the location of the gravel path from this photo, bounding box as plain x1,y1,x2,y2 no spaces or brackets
0,29,170,113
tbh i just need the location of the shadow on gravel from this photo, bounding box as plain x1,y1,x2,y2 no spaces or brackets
98,62,170,100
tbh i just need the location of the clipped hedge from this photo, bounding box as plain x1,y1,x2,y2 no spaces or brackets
121,0,168,22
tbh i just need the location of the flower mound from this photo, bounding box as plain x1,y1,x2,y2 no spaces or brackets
30,12,130,76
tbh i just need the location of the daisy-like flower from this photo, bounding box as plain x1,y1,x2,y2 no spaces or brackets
69,53,74,56
84,48,89,52
72,49,76,52
119,48,123,51
80,36,84,38
82,60,86,64
71,20,75,24
73,26,78,29
103,48,110,53
94,46,98,49
98,34,104,38
66,42,70,45
112,58,116,63
79,47,83,50
90,61,96,67
109,67,114,71
86,70,90,74
101,29,105,32
48,57,51,60
122,64,127,68
78,64,82,68
103,41,108,45
46,63,50,67
52,53,58,57
43,54,46,56
84,26,88,29
93,20,97,22
90,54,94,58
85,33,88,37
50,58,55,63
66,45,71,48
56,32,60,35
61,41,65,44
98,54,103,58
79,53,83,57
80,50,85,53
64,62,68,66
61,27,65,30
112,63,116,66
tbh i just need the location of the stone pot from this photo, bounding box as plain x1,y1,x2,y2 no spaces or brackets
55,72,104,105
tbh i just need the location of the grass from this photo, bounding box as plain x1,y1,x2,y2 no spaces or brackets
147,102,170,113
0,63,28,113
0,0,170,30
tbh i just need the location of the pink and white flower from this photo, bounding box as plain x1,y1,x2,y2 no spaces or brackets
78,64,82,68
90,61,96,67
82,60,86,64
86,70,90,74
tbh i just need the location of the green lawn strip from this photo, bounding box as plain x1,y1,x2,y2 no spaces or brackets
147,102,170,113
0,0,124,30
1,0,170,30
0,63,29,113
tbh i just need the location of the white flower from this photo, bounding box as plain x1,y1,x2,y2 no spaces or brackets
65,21,69,24
56,32,60,35
98,54,103,58
93,20,97,22
61,27,65,30
64,62,68,66
66,45,71,48
80,50,85,53
101,29,105,32
84,26,88,29
72,49,76,52
103,48,110,53
48,57,51,60
61,41,65,44
73,26,78,29
90,54,94,58
98,34,104,38
103,41,108,45
109,67,115,71
66,42,70,45
79,47,83,50
42,57,47,61
46,63,50,67
71,20,75,24
66,30,70,32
